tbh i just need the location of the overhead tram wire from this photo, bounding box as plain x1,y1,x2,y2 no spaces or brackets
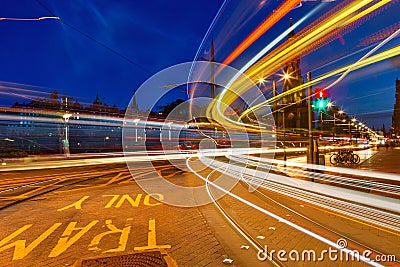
34,0,154,76
216,0,234,40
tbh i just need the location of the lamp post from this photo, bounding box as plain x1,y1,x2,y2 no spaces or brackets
282,108,287,166
259,73,290,166
281,74,291,167
360,126,364,141
332,109,344,142
62,113,72,156
351,118,356,145
257,77,277,103
104,136,109,148
133,119,140,142
306,72,314,164
167,122,173,141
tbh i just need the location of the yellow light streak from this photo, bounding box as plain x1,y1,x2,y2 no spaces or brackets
215,1,371,122
240,44,400,119
214,0,392,126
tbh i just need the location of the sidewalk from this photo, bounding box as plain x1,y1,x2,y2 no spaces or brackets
359,147,400,173
285,148,377,168
315,147,400,174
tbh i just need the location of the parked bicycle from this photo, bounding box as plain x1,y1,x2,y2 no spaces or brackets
330,150,360,165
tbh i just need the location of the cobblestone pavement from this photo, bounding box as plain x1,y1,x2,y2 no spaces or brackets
187,158,400,267
0,163,231,267
359,147,400,173
211,176,400,267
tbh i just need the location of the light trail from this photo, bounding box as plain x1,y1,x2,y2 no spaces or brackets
213,0,394,125
0,178,60,194
228,154,400,197
222,0,302,66
359,21,400,47
2,146,399,194
323,25,400,91
245,0,385,79
203,164,281,266
0,106,188,130
232,151,400,183
202,156,400,213
188,0,227,99
239,44,400,120
200,156,400,234
213,5,323,131
0,84,50,96
187,157,386,266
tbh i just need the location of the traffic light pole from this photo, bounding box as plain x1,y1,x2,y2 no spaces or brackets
349,121,352,145
320,111,323,134
283,109,286,167
307,72,314,165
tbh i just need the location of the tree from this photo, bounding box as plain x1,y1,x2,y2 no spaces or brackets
49,89,59,100
47,89,61,110
156,99,185,118
381,124,387,136
71,99,82,111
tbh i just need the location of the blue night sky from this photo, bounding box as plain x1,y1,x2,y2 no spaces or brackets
0,0,220,107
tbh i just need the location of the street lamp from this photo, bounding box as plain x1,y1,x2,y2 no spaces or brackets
259,73,291,166
133,119,140,142
283,73,291,80
281,73,292,167
306,72,314,165
167,122,173,141
332,109,344,142
350,118,356,145
258,76,277,110
104,136,110,148
62,113,72,156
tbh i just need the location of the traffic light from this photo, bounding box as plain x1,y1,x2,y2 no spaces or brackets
315,98,329,109
315,88,327,99
312,87,330,113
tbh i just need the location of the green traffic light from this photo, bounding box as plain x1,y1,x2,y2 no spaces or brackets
313,98,330,112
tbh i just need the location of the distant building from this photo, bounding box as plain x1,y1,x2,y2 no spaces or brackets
391,77,400,138
276,18,310,132
0,93,124,155
0,106,60,154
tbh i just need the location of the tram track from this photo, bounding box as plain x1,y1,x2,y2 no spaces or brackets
204,165,283,267
203,156,400,232
188,157,399,266
229,154,400,198
250,185,399,265
0,165,129,210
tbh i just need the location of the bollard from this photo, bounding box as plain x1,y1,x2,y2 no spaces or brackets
319,154,325,165
313,140,319,164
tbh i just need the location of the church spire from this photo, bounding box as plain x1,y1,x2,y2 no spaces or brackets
131,88,139,111
288,17,295,39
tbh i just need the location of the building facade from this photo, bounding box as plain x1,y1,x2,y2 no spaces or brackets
391,77,400,138
278,18,310,132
